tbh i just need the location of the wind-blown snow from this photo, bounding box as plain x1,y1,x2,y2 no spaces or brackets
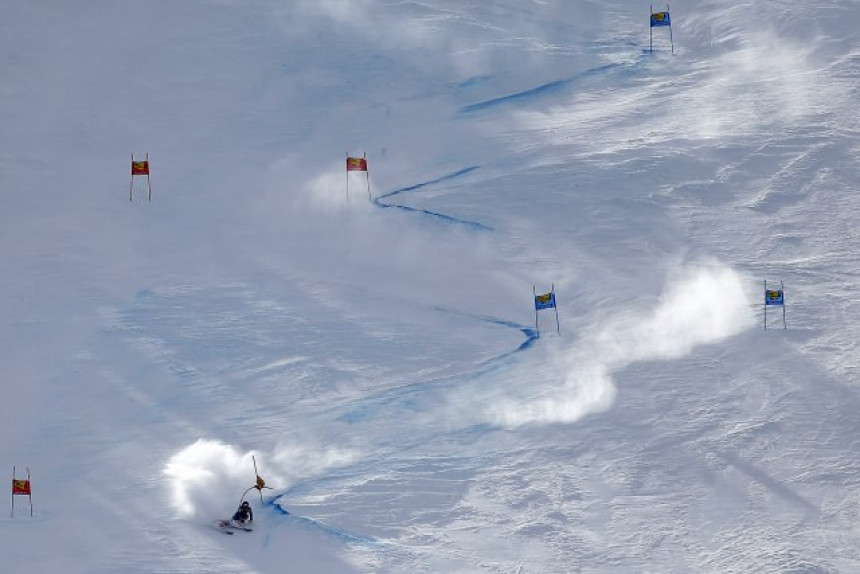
2,0,860,572
491,262,754,427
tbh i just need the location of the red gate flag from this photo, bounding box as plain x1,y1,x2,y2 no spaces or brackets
346,157,368,172
131,160,150,176
12,479,30,496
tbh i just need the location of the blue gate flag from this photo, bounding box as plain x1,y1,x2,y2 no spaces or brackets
765,289,784,306
535,292,556,310
651,11,671,27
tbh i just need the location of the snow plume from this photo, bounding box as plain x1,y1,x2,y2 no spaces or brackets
597,263,754,363
164,438,359,518
269,439,360,486
675,29,832,139
515,18,847,154
490,262,754,427
163,439,259,519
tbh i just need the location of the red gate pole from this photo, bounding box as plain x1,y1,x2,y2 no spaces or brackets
26,467,32,517
364,152,371,201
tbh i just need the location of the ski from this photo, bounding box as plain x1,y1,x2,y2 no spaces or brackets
211,522,235,535
215,519,253,532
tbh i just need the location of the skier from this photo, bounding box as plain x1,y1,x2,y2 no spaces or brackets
232,500,253,524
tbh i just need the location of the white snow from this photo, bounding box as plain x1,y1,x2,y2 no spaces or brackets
2,0,860,572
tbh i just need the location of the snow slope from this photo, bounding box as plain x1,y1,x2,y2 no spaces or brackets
1,0,859,571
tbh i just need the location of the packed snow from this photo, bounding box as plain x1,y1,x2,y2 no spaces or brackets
2,0,859,572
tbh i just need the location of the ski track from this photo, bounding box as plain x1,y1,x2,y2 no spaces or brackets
263,500,382,548
372,166,491,230
457,54,648,115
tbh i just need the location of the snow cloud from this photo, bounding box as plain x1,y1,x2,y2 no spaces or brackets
163,438,358,519
163,439,258,519
489,262,754,427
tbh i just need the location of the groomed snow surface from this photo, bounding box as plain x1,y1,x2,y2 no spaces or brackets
2,0,860,572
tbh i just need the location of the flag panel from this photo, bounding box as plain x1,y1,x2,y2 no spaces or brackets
651,11,671,27
765,289,784,306
12,479,31,496
346,157,368,172
535,292,557,310
131,160,150,176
